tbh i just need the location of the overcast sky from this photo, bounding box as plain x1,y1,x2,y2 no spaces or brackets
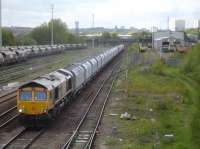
2,0,200,29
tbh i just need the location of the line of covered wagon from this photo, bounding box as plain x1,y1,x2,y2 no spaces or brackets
0,43,87,66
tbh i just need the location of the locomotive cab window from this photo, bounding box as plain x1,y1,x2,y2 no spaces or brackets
67,79,72,91
69,79,72,89
35,91,47,101
54,87,59,100
20,91,32,101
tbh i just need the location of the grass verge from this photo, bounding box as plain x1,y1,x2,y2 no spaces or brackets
97,44,200,149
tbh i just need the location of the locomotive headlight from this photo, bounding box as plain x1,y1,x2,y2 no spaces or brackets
18,109,23,113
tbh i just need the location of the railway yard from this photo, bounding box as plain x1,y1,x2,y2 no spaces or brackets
0,42,199,149
0,47,108,91
0,0,199,148
92,44,200,149
0,45,124,149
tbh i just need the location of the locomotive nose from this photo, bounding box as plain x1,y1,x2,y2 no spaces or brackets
18,102,48,115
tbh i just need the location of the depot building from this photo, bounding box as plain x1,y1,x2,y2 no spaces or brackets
153,31,185,50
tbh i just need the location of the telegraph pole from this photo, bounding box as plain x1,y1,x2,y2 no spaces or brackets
51,4,54,46
0,0,2,48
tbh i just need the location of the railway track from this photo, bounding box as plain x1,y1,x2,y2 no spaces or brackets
0,105,20,128
0,56,68,85
0,64,113,149
0,91,16,104
0,91,19,129
0,48,105,86
0,52,75,85
0,49,123,149
1,127,46,149
61,61,119,149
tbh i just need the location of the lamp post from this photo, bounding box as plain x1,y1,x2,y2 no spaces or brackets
92,14,95,48
51,4,54,46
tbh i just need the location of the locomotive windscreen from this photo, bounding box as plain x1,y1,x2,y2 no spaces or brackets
35,91,47,101
20,91,32,101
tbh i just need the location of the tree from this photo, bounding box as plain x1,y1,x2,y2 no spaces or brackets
132,31,151,43
31,23,50,45
31,19,79,45
17,35,37,45
101,32,112,40
48,19,69,44
111,33,119,39
2,29,16,46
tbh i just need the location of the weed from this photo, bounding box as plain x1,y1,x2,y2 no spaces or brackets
104,136,118,145
151,59,165,75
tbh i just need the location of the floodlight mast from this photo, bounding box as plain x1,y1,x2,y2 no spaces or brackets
51,4,54,46
92,14,95,48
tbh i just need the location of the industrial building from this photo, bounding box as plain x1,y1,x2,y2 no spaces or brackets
175,20,186,31
153,31,185,50
75,21,79,36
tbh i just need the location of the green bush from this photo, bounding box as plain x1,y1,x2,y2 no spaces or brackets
151,59,165,75
2,29,16,46
128,43,139,52
104,136,118,145
191,112,200,148
181,43,200,148
182,44,200,83
30,19,81,45
156,100,173,111
17,35,37,45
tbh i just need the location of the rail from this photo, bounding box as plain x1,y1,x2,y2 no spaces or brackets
61,58,120,149
2,128,46,149
0,106,20,128
0,90,17,104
